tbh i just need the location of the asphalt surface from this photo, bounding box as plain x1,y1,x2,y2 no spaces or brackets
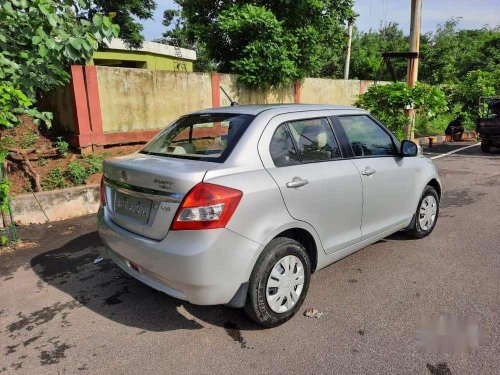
1,143,499,374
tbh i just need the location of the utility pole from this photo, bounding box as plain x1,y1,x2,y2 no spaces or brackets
404,0,422,140
344,21,353,80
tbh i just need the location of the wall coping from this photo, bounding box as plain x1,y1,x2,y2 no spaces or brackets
102,39,197,61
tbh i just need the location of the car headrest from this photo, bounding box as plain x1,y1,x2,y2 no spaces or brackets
299,125,328,149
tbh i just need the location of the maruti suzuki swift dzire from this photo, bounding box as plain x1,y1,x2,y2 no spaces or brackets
98,104,441,327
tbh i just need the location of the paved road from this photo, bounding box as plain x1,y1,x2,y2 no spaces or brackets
1,144,499,374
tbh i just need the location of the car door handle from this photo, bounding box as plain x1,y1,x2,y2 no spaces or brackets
361,167,376,176
286,177,309,188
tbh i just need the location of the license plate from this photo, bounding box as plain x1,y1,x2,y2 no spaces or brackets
114,191,152,223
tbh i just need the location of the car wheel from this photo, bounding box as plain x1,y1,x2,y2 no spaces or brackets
407,186,440,239
481,140,491,153
244,237,311,327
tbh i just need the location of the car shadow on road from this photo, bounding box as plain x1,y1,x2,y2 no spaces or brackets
30,232,263,334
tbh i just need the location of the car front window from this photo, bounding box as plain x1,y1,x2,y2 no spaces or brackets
337,116,396,157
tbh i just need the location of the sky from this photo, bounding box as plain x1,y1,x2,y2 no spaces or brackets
140,0,500,41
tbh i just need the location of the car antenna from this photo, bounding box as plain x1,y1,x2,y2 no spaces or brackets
220,86,239,106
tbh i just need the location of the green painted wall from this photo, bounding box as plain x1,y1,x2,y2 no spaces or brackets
89,50,194,72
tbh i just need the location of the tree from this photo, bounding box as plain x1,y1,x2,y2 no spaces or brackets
0,0,119,120
349,22,409,81
161,0,356,88
418,20,499,85
450,70,500,124
0,0,119,217
68,0,156,49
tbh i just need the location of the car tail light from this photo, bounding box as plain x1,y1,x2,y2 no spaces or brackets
100,176,106,206
171,183,242,230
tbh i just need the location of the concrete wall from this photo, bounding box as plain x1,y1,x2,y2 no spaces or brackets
219,74,295,106
12,185,99,225
46,66,384,146
301,78,362,106
96,67,212,133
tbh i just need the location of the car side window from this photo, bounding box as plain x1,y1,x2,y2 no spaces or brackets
337,116,396,157
288,118,341,162
269,124,300,167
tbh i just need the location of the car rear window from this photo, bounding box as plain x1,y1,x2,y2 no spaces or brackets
140,113,255,162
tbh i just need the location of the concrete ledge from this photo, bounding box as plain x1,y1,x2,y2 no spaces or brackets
12,184,99,225
414,132,477,146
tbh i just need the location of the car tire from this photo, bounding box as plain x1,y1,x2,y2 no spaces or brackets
244,237,311,327
407,186,440,239
481,140,491,153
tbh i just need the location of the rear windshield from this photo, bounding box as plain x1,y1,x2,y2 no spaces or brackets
140,113,255,162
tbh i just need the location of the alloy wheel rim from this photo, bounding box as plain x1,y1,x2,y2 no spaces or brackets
419,195,438,231
265,255,305,313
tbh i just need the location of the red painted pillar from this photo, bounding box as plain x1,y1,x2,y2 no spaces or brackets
84,66,104,144
294,80,301,104
211,72,221,108
70,65,92,148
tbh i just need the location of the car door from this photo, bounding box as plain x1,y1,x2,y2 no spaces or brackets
334,115,417,240
259,113,363,254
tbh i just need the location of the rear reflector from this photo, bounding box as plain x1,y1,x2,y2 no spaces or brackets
170,183,242,230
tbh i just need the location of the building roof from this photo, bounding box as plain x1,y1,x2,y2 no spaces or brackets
103,39,197,61
192,104,364,116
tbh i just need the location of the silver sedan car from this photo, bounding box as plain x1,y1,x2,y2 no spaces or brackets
98,104,441,327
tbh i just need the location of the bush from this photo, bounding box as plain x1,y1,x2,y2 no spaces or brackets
449,69,500,123
54,137,69,156
415,114,454,137
83,154,105,175
41,167,65,190
355,82,448,138
66,161,90,186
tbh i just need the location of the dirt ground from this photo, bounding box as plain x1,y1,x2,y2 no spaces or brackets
1,116,142,195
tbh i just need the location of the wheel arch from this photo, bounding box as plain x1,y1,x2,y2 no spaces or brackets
273,228,319,273
249,222,324,277
427,178,442,199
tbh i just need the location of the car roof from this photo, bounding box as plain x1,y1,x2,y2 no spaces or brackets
191,104,364,116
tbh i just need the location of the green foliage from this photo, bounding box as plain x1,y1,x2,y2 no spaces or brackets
450,69,500,123
161,0,356,88
0,85,32,128
66,154,106,186
66,161,90,186
41,167,65,190
420,20,500,85
54,136,69,156
0,235,9,246
68,0,156,49
0,0,119,128
355,82,448,138
20,132,37,149
415,113,455,137
37,157,48,167
350,23,408,81
83,154,105,174
0,136,16,148
0,172,10,211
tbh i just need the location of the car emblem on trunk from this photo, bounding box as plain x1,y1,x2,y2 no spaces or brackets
121,170,128,181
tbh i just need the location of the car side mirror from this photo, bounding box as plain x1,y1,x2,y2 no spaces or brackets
400,140,418,157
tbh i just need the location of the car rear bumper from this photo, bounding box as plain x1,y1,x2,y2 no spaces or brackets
97,207,260,306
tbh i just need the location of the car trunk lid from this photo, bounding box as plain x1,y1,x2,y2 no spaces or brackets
103,153,218,240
